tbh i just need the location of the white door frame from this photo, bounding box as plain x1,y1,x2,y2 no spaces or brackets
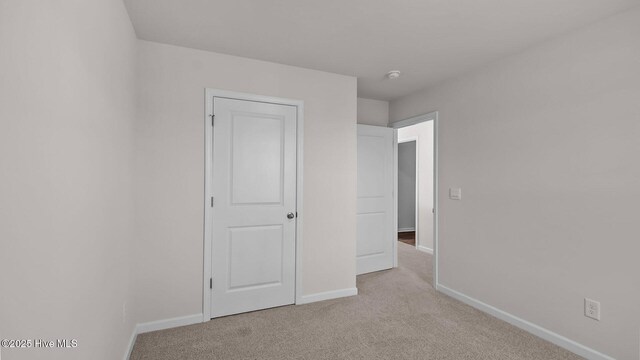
392,131,398,268
203,89,304,322
389,111,439,287
396,137,420,251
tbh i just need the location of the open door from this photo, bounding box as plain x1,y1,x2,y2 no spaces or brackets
356,124,395,275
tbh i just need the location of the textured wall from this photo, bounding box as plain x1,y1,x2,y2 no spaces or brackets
0,0,138,359
357,98,389,127
390,7,640,359
135,41,358,323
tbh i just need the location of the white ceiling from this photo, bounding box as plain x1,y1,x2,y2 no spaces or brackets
124,0,639,101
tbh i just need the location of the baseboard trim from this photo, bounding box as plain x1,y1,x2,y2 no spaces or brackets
136,313,203,334
417,245,433,254
436,284,614,360
398,228,415,232
297,287,358,305
124,314,203,359
124,325,137,360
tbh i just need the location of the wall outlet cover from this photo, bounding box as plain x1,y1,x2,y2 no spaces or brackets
584,298,600,321
449,188,462,200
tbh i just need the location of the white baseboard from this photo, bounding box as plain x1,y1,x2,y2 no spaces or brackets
124,314,203,359
136,313,203,334
436,284,614,360
297,287,358,305
398,227,415,232
123,325,137,360
417,245,433,254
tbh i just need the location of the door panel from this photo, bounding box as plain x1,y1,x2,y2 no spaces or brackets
228,225,283,291
357,212,387,256
357,125,395,275
231,113,284,205
357,135,386,197
211,97,296,318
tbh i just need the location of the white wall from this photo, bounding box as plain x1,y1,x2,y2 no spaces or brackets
135,40,357,323
0,1,138,359
397,122,434,251
390,7,640,360
357,97,389,126
397,141,416,231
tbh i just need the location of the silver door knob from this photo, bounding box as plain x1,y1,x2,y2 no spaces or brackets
287,212,295,219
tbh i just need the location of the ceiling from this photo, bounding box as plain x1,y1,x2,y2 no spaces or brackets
124,0,639,101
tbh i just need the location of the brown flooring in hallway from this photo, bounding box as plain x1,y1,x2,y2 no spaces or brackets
131,243,582,360
398,231,415,246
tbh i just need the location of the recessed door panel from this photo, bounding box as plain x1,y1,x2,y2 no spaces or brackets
356,212,387,257
357,135,386,198
231,113,284,205
228,225,283,291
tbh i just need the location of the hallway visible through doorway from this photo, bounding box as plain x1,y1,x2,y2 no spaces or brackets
398,231,415,246
395,118,434,255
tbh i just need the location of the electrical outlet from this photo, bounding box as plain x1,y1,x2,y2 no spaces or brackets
584,298,600,321
449,188,462,200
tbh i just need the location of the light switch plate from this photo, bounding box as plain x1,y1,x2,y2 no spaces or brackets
449,188,462,200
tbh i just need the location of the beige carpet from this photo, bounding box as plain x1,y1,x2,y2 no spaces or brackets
131,243,582,360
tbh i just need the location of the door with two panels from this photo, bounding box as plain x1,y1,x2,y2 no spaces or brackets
210,97,297,318
356,124,395,275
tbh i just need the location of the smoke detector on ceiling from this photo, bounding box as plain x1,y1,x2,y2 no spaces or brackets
386,70,401,80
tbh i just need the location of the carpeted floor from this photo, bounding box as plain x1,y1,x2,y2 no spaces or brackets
130,243,582,360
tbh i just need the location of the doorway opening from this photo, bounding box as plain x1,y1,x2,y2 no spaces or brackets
391,112,437,285
397,140,417,247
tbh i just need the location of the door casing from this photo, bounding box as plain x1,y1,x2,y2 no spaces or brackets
203,89,304,322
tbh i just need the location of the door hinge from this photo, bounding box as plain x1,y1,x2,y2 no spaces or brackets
210,114,215,126
209,277,213,289
211,197,214,207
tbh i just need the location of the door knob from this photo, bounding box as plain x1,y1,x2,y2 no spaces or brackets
287,212,295,219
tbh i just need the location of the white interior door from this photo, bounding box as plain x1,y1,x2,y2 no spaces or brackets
211,97,297,318
356,124,395,275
